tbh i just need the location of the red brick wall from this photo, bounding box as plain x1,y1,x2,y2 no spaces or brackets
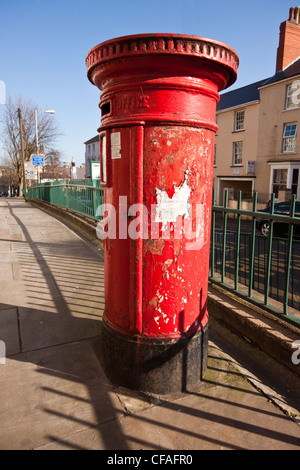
276,18,300,72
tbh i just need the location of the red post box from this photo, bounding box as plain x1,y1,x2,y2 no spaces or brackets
86,34,238,394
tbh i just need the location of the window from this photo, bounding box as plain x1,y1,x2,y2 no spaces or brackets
247,161,256,175
286,85,295,109
272,169,287,197
214,144,216,166
100,133,107,184
282,123,297,153
286,82,300,109
232,141,243,165
234,110,245,131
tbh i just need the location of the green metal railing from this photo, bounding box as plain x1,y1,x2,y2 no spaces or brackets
27,181,300,329
210,190,300,329
27,179,104,220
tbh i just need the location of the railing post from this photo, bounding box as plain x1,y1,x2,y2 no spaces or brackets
210,188,216,278
66,181,69,209
234,191,242,291
283,194,296,315
264,193,275,306
221,190,228,284
92,179,98,220
248,192,257,298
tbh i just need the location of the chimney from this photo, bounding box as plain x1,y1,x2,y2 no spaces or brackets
276,6,300,72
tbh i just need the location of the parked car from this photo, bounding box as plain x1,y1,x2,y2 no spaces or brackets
257,201,300,237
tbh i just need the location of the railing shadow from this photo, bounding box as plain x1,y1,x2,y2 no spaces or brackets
0,199,127,449
0,199,300,450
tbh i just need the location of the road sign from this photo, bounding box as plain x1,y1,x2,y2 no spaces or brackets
31,154,45,166
91,160,100,180
25,162,37,180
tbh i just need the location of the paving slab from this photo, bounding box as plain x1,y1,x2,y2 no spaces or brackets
33,340,300,451
0,199,300,451
0,307,20,355
0,340,122,450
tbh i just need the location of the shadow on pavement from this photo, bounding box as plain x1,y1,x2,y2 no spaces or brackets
0,199,300,450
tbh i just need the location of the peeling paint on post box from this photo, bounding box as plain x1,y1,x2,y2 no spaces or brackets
138,123,221,356
155,176,191,225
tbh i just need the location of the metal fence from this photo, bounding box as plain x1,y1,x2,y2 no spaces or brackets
27,181,300,329
210,190,300,329
27,179,104,220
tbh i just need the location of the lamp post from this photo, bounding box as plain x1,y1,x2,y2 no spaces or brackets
17,108,27,201
34,109,55,183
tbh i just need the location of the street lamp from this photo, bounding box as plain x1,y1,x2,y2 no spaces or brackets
34,109,56,183
17,108,27,201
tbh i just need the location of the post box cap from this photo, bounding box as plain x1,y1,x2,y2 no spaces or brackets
86,33,239,90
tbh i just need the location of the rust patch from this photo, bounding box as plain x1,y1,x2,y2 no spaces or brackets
144,239,166,256
149,296,159,308
162,259,173,271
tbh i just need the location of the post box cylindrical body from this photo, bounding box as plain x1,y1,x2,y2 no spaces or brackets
86,34,238,394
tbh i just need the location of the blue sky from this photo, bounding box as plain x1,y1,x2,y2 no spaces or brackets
0,0,293,165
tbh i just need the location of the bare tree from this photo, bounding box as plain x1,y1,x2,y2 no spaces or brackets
43,148,63,180
0,96,61,189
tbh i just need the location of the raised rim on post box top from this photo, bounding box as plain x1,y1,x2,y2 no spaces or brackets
86,33,239,89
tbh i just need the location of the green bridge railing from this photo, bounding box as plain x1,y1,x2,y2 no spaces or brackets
27,182,300,329
27,179,104,220
210,190,300,329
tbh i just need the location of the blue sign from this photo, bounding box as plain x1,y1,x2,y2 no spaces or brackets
32,154,45,166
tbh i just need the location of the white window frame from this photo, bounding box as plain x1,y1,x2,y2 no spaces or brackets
232,141,243,166
272,168,288,195
282,123,297,153
234,110,245,131
269,162,300,200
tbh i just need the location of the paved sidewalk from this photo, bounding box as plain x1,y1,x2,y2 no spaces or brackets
0,198,300,450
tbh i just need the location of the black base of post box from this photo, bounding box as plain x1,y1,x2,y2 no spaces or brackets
100,320,208,395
